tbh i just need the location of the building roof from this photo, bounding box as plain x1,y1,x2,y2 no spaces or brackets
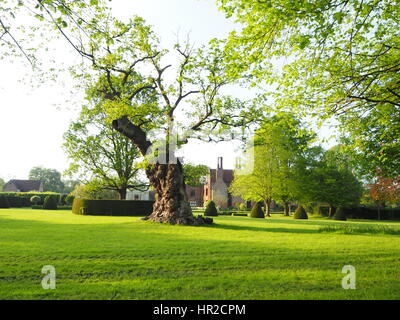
6,180,43,192
209,169,234,185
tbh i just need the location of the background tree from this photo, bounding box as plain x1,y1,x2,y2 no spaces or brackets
0,177,4,191
62,11,258,225
62,179,80,194
218,0,400,178
230,114,313,216
29,166,64,193
71,180,119,200
306,148,364,216
183,163,209,187
64,104,148,200
369,175,400,220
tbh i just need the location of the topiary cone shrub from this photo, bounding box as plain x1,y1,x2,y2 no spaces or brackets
204,201,218,216
294,205,308,219
43,196,58,210
250,202,264,218
0,195,10,208
333,206,347,221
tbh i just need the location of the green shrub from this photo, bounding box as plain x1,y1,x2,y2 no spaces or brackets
250,202,264,218
204,201,218,216
32,205,43,210
333,206,347,221
43,196,58,210
318,206,330,217
72,199,154,216
294,205,308,219
30,196,41,205
0,195,10,208
65,195,75,205
0,192,61,207
60,194,67,205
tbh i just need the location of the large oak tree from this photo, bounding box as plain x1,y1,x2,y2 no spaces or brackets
63,11,258,225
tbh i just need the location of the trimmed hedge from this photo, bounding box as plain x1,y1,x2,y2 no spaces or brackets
343,206,400,221
294,206,308,219
0,195,10,208
43,196,58,210
72,199,155,217
204,201,218,216
250,202,264,218
0,192,61,207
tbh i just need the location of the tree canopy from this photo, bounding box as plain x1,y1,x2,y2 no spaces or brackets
64,104,148,200
29,166,64,193
218,0,400,177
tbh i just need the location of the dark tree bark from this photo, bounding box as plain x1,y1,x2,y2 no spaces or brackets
283,202,290,216
118,188,127,200
112,116,212,225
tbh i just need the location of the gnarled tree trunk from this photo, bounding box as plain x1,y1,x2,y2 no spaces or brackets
143,162,205,225
113,116,212,225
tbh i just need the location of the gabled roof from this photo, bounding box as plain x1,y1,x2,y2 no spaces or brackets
6,180,43,192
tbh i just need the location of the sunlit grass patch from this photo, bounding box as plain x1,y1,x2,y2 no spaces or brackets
319,224,400,235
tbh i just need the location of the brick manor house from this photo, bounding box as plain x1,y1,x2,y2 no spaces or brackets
186,157,250,209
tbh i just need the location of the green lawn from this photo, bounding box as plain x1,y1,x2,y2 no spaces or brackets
0,209,399,300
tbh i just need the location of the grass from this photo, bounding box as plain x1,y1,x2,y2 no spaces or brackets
319,224,400,235
0,208,399,300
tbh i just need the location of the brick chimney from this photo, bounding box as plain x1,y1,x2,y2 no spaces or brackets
216,157,224,181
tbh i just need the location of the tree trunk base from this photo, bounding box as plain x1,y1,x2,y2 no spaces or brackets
144,163,214,226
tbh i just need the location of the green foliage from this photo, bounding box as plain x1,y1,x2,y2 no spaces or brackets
183,164,209,187
0,194,10,208
71,182,119,200
250,202,264,218
204,201,218,217
29,167,64,193
230,114,314,212
333,207,347,221
43,195,58,210
65,195,75,205
219,0,400,177
63,101,146,200
0,192,60,207
72,199,154,216
294,206,308,220
0,177,4,192
293,146,363,208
